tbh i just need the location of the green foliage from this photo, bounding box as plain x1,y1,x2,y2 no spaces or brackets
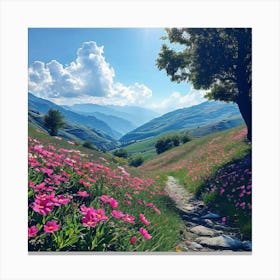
171,134,180,146
155,137,173,154
83,140,98,151
128,154,144,167
181,132,192,144
155,134,184,154
113,148,128,158
157,28,252,141
44,109,65,136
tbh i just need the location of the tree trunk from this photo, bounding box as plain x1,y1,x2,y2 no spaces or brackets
236,94,252,142
235,29,252,142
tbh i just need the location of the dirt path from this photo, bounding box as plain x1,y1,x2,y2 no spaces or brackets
166,176,252,252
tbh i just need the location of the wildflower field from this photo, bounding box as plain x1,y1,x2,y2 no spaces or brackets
139,126,252,238
28,125,252,251
28,130,182,252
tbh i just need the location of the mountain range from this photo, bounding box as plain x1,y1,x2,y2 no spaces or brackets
64,103,159,127
29,93,158,138
120,101,244,144
28,93,244,151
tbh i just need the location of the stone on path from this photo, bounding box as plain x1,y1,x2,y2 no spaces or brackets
190,225,217,237
242,241,252,251
186,241,203,250
195,235,243,250
201,212,221,220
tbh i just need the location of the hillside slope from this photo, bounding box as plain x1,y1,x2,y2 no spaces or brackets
28,110,119,150
120,101,243,143
28,93,121,138
138,126,252,238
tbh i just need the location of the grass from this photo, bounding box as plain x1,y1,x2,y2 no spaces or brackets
137,125,252,239
28,126,184,251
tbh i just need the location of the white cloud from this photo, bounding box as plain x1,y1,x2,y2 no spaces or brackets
28,41,152,105
149,88,208,113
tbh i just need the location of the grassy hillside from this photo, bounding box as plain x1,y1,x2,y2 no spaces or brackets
120,101,243,143
28,93,120,138
29,110,119,151
28,126,183,252
138,125,252,238
122,119,244,161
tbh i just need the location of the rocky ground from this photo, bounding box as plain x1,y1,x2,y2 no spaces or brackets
166,176,252,253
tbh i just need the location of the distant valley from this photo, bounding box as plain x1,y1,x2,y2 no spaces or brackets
28,93,244,152
120,101,243,144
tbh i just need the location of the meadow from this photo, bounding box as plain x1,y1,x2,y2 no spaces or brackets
28,124,252,251
28,128,183,252
139,126,252,238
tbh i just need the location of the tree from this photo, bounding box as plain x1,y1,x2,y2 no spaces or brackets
44,109,65,136
157,28,252,141
155,137,173,154
128,154,144,167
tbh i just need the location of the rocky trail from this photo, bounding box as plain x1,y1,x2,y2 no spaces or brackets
166,176,252,253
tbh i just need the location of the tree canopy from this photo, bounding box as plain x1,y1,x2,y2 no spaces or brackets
44,109,65,136
157,28,252,141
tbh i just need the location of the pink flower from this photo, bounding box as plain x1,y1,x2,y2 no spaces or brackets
109,198,119,208
40,167,53,176
100,195,110,203
146,203,154,208
81,216,97,227
30,182,45,191
153,207,161,214
77,191,89,197
79,179,91,187
52,195,72,206
220,188,225,195
28,225,39,237
80,204,92,215
130,236,137,245
111,210,124,219
44,221,60,233
122,214,135,224
137,200,143,205
139,213,151,225
221,217,227,223
139,227,152,240
80,206,108,227
125,200,132,205
31,195,54,215
94,209,108,222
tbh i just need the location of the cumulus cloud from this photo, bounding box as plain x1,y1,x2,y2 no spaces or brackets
28,41,152,105
149,88,208,113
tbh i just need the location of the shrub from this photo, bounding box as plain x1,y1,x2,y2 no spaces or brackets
181,133,192,144
128,154,144,167
155,137,173,154
171,135,180,146
83,140,98,150
113,148,128,158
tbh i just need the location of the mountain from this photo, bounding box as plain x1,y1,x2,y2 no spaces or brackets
87,112,135,136
120,101,244,143
28,93,121,139
28,110,118,150
63,106,136,136
65,103,159,127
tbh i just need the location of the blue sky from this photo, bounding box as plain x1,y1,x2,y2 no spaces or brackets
28,28,206,113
